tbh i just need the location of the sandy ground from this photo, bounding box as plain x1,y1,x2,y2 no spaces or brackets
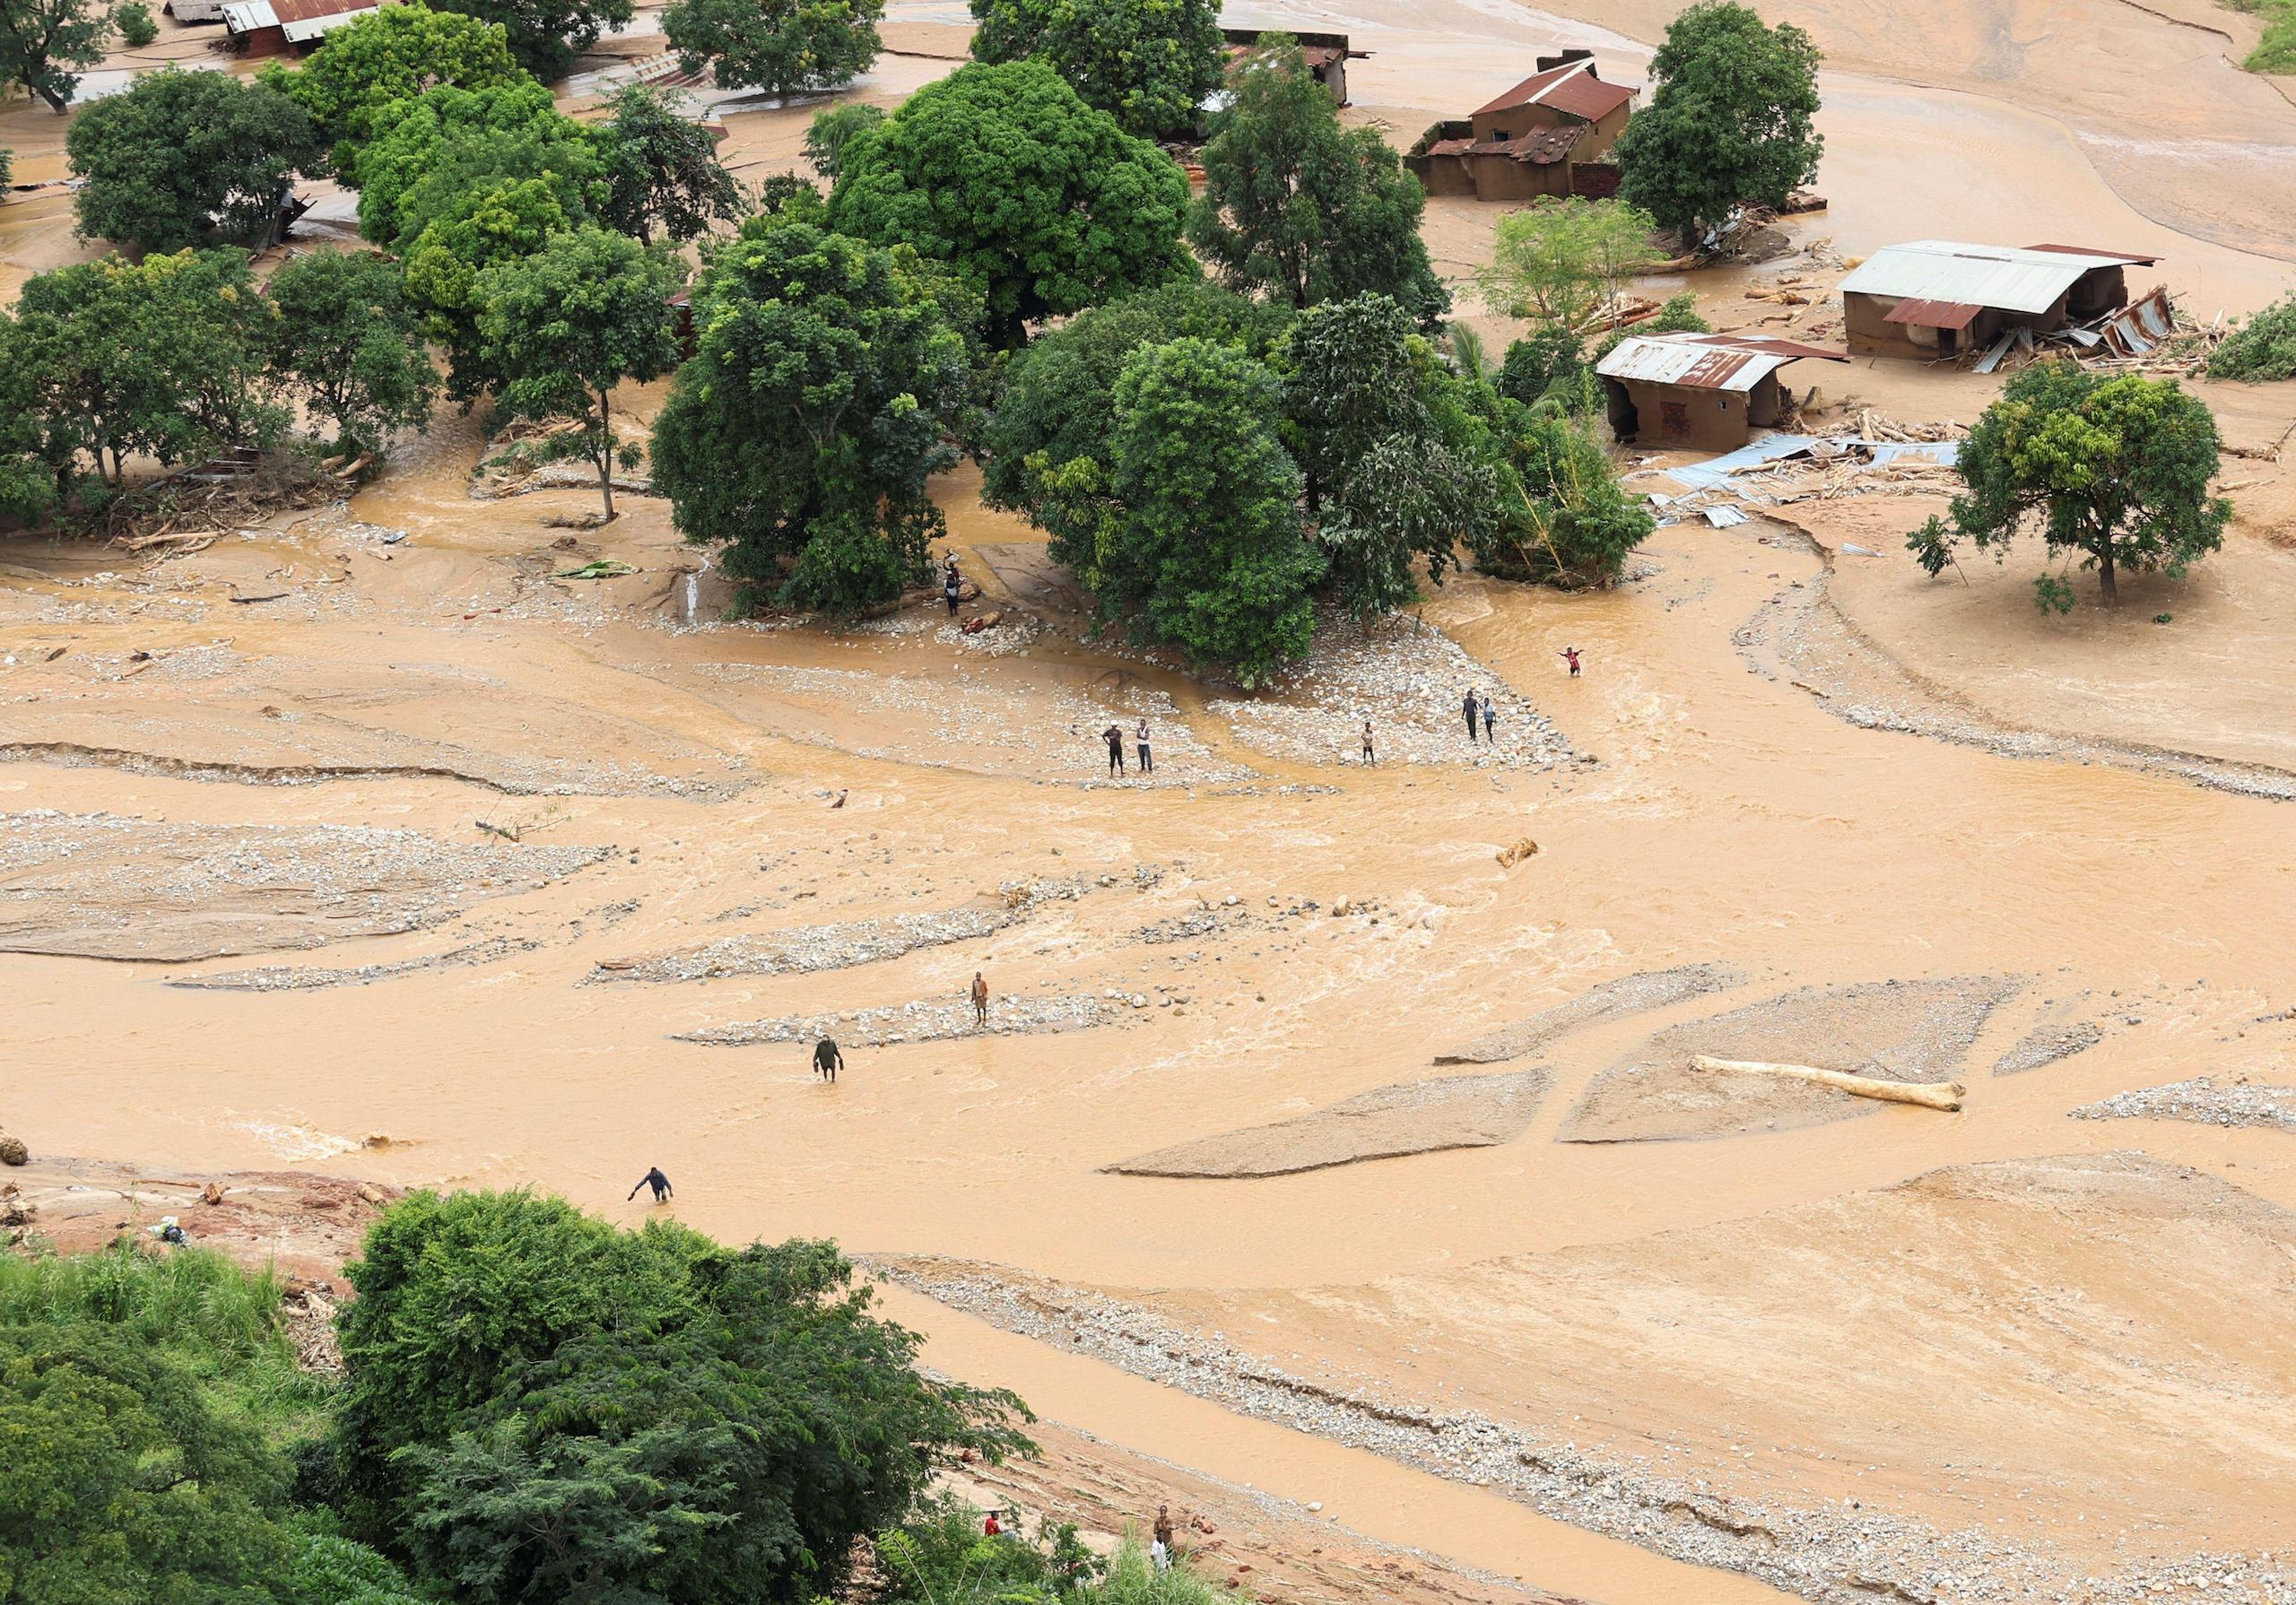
8,2,2296,1603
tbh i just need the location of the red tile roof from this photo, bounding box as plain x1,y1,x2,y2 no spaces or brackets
1474,59,1635,123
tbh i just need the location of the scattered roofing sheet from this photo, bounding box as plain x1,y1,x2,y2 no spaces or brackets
2025,243,2162,265
1473,58,1635,122
1882,298,1983,330
1596,333,1848,393
1654,435,1961,493
1421,127,1578,163
1839,241,2144,316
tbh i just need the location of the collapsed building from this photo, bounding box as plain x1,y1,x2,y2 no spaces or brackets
1221,28,1365,104
1836,240,2161,360
1595,333,1849,452
1404,52,1636,202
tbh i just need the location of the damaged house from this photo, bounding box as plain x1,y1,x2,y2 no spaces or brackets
1837,240,2161,360
1221,28,1365,104
1405,52,1636,203
1596,333,1848,452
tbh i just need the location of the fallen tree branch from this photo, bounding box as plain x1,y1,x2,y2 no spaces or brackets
1688,1054,1965,1111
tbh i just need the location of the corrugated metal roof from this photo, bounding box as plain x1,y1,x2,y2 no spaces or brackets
1839,241,2140,316
1419,126,1579,164
1882,298,1982,330
1474,59,1634,122
1596,333,1848,393
222,0,372,32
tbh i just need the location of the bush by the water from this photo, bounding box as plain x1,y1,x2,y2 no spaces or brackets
2206,294,2296,382
874,1497,1241,1604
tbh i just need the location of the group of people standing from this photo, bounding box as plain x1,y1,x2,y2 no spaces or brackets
1100,719,1152,775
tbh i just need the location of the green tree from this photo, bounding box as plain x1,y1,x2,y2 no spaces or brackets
1188,34,1448,324
1613,1,1823,240
979,277,1290,561
112,0,151,42
1474,406,1653,586
263,2,526,167
1477,195,1659,329
828,58,1191,348
13,249,279,485
663,0,882,98
0,147,12,189
802,100,883,179
1908,361,2229,612
262,249,439,452
330,1191,1030,1604
0,0,113,112
400,174,587,396
649,216,980,612
428,0,633,82
66,69,323,254
351,79,593,248
1497,324,1587,408
597,82,742,243
1083,336,1323,683
967,0,1222,141
0,310,63,526
474,226,680,519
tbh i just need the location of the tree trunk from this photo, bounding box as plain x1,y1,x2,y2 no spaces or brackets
1687,1054,1965,1112
2097,550,2118,607
596,391,616,522
39,82,69,114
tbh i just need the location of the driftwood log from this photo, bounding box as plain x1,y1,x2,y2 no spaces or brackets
1688,1054,1965,1112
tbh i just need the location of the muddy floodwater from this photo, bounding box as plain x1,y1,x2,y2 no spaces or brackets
7,1,2296,1601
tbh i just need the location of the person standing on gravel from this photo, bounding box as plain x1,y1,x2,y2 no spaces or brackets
1482,695,1498,743
1102,724,1126,775
1462,687,1481,742
627,1167,673,1204
813,1037,843,1082
971,970,989,1028
1361,718,1376,766
1135,717,1153,774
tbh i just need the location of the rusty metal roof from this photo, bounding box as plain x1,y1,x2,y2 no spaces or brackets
1596,333,1848,393
1839,241,2143,316
1881,298,1982,330
1419,126,1580,164
1474,58,1634,122
221,0,375,37
2025,243,2161,265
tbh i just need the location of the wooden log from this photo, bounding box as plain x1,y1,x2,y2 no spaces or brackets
1688,1054,1965,1111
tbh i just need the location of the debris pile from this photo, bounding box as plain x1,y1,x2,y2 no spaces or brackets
101,453,352,547
1969,287,2224,376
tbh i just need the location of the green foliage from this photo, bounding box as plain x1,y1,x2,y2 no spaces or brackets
1587,292,1710,371
331,1190,1031,1605
650,216,979,612
1906,360,2230,610
262,249,439,452
978,277,1289,551
13,248,283,486
427,0,634,82
1482,407,1654,585
2206,292,2296,381
663,0,882,97
352,80,589,248
1613,2,1823,239
114,0,154,45
0,311,60,527
967,0,1223,141
596,82,741,243
828,58,1192,347
1497,324,1587,407
1188,33,1448,324
474,225,681,518
67,69,324,253
1478,197,1660,328
802,100,883,179
874,1495,1099,1602
1095,336,1324,683
264,2,527,167
283,1514,432,1605
0,0,113,112
0,147,11,189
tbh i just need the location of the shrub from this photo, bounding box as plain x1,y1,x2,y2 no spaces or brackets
2206,292,2296,382
116,2,157,45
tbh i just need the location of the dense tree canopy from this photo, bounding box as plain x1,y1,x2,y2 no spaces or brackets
650,217,980,613
262,249,439,452
802,100,883,179
264,2,526,165
331,1190,1029,1603
428,0,634,82
475,226,681,519
13,249,278,485
0,311,59,527
967,0,1223,141
828,58,1191,347
1908,361,2229,611
596,82,742,243
663,0,882,98
1188,34,1448,324
1613,1,1823,239
400,174,588,396
0,0,111,112
352,79,593,248
66,69,324,254
1476,406,1654,586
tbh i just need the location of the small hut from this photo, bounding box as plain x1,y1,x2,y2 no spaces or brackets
219,0,378,56
1596,333,1848,451
1837,241,2160,360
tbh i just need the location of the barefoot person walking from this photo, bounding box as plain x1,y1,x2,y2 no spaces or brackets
1462,687,1481,742
813,1037,843,1082
970,969,989,1028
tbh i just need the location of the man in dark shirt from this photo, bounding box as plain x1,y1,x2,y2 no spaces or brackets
627,1167,672,1204
1462,688,1480,742
813,1037,844,1082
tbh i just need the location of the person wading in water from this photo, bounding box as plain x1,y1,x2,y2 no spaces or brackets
813,1037,843,1082
627,1167,673,1204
